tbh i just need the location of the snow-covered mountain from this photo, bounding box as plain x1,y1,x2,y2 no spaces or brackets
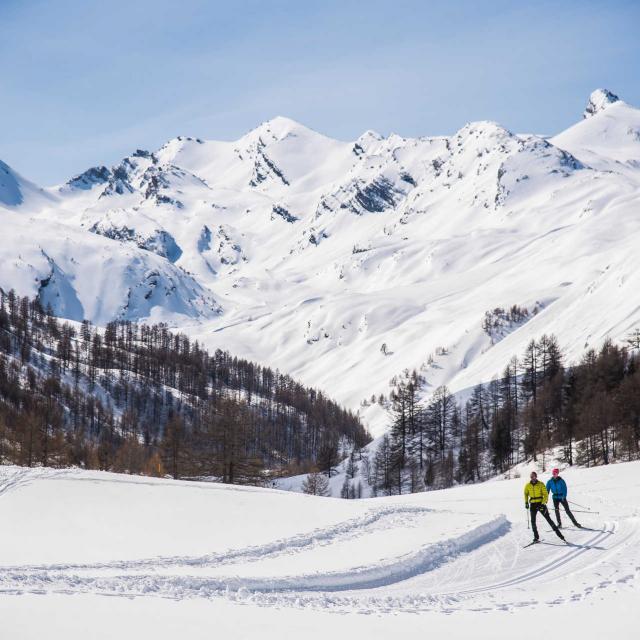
0,159,218,324
2,89,639,434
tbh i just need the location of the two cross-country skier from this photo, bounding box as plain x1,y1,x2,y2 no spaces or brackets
546,468,582,529
524,471,566,544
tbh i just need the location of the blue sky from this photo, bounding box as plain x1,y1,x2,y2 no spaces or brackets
1,0,639,184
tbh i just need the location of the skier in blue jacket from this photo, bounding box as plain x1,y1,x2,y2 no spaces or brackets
546,468,582,529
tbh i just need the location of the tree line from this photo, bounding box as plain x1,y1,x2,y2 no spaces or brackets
370,333,640,495
0,290,370,481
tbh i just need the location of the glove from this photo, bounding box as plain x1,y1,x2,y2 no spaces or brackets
525,504,529,510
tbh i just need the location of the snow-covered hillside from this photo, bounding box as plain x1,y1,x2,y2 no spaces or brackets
2,89,640,434
2,462,639,638
0,161,218,324
0,210,218,324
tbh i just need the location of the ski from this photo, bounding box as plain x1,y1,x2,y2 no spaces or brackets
523,540,540,548
538,539,571,547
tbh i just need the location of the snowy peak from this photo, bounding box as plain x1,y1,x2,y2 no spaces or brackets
154,136,205,164
100,150,157,197
552,89,640,167
454,120,515,141
583,88,620,118
0,159,57,210
65,165,111,191
0,160,24,206
245,116,320,143
353,130,385,155
358,129,383,142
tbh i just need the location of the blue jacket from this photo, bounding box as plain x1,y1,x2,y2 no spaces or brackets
546,476,567,500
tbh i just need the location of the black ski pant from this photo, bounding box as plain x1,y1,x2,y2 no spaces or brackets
553,498,580,527
529,502,563,540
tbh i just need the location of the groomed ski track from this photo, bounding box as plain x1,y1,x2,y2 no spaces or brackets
2,463,639,618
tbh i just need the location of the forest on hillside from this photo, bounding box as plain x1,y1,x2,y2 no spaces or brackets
368,332,640,496
0,290,370,482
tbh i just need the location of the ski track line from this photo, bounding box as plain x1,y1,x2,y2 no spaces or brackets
559,519,640,576
356,519,638,613
0,467,74,499
0,468,31,498
0,516,510,599
457,525,615,594
207,516,636,615
400,523,531,598
4,504,438,573
446,521,621,596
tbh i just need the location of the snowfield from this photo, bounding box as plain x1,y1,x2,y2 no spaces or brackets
2,461,639,638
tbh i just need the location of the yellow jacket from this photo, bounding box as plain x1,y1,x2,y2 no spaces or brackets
524,480,548,507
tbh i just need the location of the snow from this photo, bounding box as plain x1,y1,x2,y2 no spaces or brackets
0,209,218,324
553,98,640,168
2,89,640,436
0,160,24,206
583,88,620,119
0,160,56,209
3,592,638,640
2,461,639,638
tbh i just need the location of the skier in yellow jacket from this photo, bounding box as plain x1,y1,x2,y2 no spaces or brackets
524,471,566,544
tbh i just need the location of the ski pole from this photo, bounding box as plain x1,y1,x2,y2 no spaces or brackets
568,500,590,510
527,507,530,529
568,509,600,514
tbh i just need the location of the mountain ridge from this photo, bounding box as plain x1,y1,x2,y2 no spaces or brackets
1,89,639,435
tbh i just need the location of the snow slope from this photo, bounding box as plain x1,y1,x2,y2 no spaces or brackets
0,210,218,323
2,461,639,638
2,89,640,433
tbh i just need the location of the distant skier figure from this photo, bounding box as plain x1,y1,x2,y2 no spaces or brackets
546,468,582,529
524,471,565,544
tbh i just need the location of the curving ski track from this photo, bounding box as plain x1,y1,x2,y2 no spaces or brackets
2,514,636,613
2,468,638,614
2,504,435,573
